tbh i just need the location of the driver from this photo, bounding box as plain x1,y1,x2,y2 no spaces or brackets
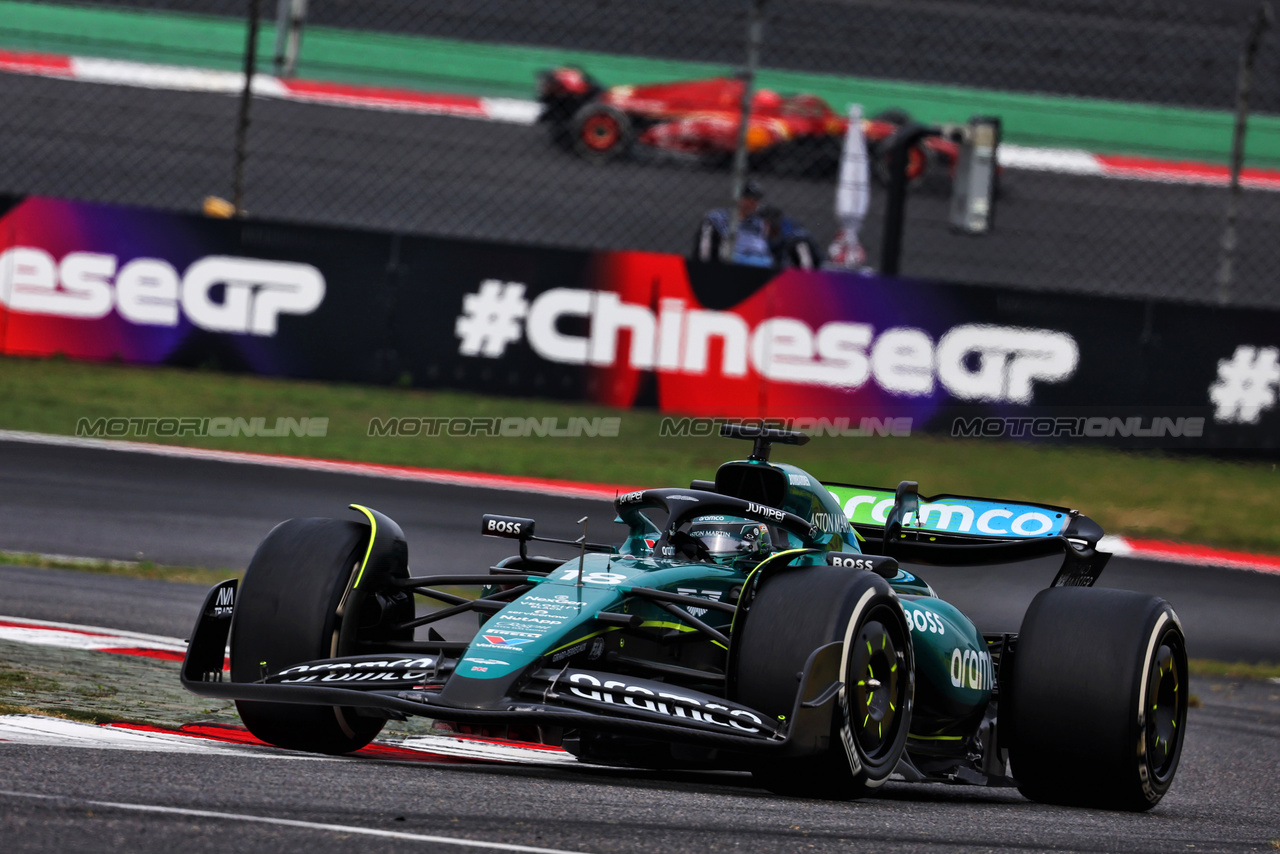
681,515,776,564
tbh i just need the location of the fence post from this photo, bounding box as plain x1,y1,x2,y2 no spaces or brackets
273,0,308,78
722,0,766,262
232,0,262,216
1216,2,1272,305
879,124,936,276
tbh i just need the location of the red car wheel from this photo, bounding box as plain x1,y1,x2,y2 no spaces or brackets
571,104,634,161
582,114,620,150
905,144,928,182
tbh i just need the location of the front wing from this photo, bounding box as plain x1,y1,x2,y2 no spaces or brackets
182,580,843,755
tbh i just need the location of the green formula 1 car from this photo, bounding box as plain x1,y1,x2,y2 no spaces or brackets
182,425,1187,810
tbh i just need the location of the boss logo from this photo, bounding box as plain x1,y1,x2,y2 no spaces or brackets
481,514,535,538
828,555,875,569
826,555,897,578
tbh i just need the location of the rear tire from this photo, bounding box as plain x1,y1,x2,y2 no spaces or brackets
1007,587,1188,810
572,103,634,161
732,566,913,799
230,518,403,754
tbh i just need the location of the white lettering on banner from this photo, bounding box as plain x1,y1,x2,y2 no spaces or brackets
116,258,181,326
0,248,325,336
501,287,1079,403
589,292,655,368
936,324,1079,404
525,288,592,363
1,247,112,319
181,257,325,335
57,252,115,319
870,328,935,395
684,309,750,377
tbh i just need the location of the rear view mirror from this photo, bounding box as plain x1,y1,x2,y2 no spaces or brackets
883,480,920,555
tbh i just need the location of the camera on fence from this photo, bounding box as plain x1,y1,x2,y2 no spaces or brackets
948,117,1002,236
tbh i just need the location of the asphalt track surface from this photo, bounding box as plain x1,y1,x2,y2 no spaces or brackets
3,437,1280,662
41,0,1280,112
3,74,1279,308
1,437,1280,852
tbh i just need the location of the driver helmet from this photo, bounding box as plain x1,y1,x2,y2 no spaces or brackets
687,515,774,564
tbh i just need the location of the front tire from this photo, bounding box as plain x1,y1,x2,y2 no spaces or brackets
731,566,913,799
229,517,406,754
1007,587,1188,810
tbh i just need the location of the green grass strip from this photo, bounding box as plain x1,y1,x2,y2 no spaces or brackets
2,355,1278,554
1187,659,1280,681
0,550,239,585
2,0,1279,164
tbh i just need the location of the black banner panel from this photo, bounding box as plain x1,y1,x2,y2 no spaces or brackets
2,196,1276,449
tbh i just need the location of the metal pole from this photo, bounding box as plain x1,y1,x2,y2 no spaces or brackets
232,0,262,216
272,0,307,78
721,0,765,262
879,124,931,276
272,0,290,76
1216,2,1272,305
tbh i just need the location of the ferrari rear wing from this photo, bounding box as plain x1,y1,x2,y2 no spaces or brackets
824,480,1110,587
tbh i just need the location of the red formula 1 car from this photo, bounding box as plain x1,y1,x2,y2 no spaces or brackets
537,66,958,184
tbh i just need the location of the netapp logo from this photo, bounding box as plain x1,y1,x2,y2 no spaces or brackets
509,288,1077,403
0,248,325,336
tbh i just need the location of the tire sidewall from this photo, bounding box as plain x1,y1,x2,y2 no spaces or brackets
835,592,914,786
731,565,913,792
1008,587,1188,810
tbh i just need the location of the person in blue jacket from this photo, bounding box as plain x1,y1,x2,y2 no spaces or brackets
758,205,823,269
693,180,775,268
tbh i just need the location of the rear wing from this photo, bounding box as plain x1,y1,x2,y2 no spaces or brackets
823,481,1109,587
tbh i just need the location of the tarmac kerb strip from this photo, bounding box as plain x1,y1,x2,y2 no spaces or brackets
0,47,1274,189
2,429,1276,574
0,789,598,853
0,429,633,501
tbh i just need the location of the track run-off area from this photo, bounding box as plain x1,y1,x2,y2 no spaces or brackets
5,47,1278,191
0,434,1278,852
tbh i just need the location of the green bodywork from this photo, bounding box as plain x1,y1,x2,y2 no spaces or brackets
458,554,744,679
452,455,994,745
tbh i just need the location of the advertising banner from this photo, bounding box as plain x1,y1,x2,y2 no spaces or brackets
2,195,1277,450
0,196,397,382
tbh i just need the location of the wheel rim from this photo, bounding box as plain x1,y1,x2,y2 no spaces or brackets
581,114,621,151
848,609,907,762
1144,639,1183,782
906,146,927,180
